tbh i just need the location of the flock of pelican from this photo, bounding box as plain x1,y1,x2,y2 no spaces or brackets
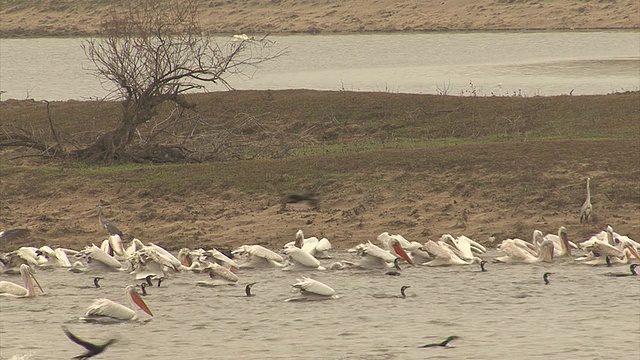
1,222,638,311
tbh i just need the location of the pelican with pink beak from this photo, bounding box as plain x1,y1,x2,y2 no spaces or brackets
81,285,153,323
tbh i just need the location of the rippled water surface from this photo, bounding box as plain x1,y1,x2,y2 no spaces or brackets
1,32,638,101
1,250,639,360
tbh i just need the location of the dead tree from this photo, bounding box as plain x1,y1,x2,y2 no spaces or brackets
76,0,283,162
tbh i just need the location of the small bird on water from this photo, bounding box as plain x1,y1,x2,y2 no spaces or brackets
479,260,487,272
93,277,103,288
419,335,460,348
245,282,257,297
543,272,552,285
62,326,117,359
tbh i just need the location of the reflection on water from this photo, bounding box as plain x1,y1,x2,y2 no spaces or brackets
1,250,639,360
0,32,638,101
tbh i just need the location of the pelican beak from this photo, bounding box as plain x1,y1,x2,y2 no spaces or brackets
392,243,415,266
27,268,44,295
624,245,640,260
130,289,154,317
180,254,191,267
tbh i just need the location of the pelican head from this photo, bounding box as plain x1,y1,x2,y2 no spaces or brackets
21,264,44,297
125,285,153,317
389,239,415,266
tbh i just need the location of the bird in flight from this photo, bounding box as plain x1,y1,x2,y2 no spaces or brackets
62,326,117,359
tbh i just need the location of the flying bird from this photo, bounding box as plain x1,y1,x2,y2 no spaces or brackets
62,326,117,359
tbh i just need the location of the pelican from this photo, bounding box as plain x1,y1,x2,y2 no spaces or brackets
0,264,44,297
196,263,239,287
421,240,482,266
62,326,117,359
36,246,72,268
439,234,487,260
83,244,123,271
232,245,286,268
285,230,332,259
283,246,325,271
285,277,336,302
579,177,592,224
81,285,153,323
349,240,415,269
493,239,554,264
606,264,639,277
419,335,460,348
69,261,89,273
540,227,576,257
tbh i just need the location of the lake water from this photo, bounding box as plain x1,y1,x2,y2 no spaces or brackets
1,250,639,360
0,32,639,101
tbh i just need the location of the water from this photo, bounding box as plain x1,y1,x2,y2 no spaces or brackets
1,250,639,359
0,32,639,101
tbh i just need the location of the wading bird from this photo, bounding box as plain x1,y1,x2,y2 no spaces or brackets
62,326,117,359
579,177,592,224
97,205,123,238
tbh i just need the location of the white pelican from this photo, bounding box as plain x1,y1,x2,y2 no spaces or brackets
493,239,554,264
283,246,325,270
130,247,176,281
377,232,431,262
285,230,332,259
421,240,482,266
285,277,336,302
36,246,72,268
349,240,414,269
542,227,576,257
81,285,153,323
0,264,44,297
232,245,286,268
439,234,487,260
196,262,239,287
83,244,124,271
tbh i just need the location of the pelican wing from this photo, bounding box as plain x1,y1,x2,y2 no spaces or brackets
207,263,239,282
246,245,284,263
284,247,321,268
0,281,28,297
293,277,335,296
84,298,136,320
423,240,454,260
108,235,125,257
85,245,122,269
315,238,332,253
500,240,536,262
361,241,396,263
147,243,182,270
206,248,240,269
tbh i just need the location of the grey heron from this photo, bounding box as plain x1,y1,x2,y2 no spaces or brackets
97,205,123,237
579,177,592,224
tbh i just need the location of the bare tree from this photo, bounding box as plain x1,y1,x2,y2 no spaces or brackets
76,0,283,161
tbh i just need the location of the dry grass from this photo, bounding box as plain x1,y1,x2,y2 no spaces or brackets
1,90,639,252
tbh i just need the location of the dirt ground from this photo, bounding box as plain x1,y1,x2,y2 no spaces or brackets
0,0,638,36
